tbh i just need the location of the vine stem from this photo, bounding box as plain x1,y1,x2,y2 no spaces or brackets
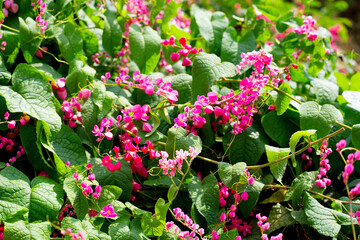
345,180,357,240
39,47,69,65
265,83,352,130
247,127,345,169
155,127,345,169
265,184,360,206
1,24,19,32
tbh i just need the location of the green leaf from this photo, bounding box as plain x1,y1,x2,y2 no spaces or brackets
61,217,111,240
109,216,150,240
261,111,297,147
0,167,31,208
343,91,360,106
254,5,280,21
268,203,295,233
289,130,316,166
188,174,219,225
0,200,28,222
352,124,360,149
19,124,56,176
161,0,181,31
304,192,341,237
218,162,247,189
63,174,89,220
125,202,149,216
300,101,343,138
51,124,87,166
141,198,170,236
334,72,350,91
91,159,133,202
310,79,339,104
81,30,99,59
29,176,64,222
219,229,239,239
66,59,96,94
265,145,290,184
167,184,177,203
102,10,123,58
0,64,61,138
291,209,309,225
146,109,161,137
1,30,20,68
289,66,308,83
4,220,51,240
97,185,123,207
274,82,292,115
129,25,161,74
30,63,62,80
0,55,11,85
239,180,264,217
165,127,202,158
19,17,41,63
350,72,360,91
166,73,192,104
192,53,237,101
223,126,268,165
56,23,83,61
150,0,165,24
284,171,317,205
157,100,171,124
194,10,228,55
276,11,299,33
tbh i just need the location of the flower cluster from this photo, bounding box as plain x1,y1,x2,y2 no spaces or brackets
161,36,203,66
0,118,26,165
158,147,198,177
339,139,360,183
32,0,47,34
92,118,115,141
58,204,75,221
256,213,283,240
61,88,90,128
73,172,102,199
217,182,252,238
130,180,142,201
60,227,86,240
114,71,179,103
51,77,67,100
314,140,332,188
165,208,205,239
2,0,18,17
101,155,121,172
301,147,313,171
294,16,318,41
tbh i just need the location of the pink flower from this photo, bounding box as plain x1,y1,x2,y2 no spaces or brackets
211,230,219,240
142,122,152,132
170,52,180,62
220,213,226,221
38,171,49,177
336,139,346,152
89,209,98,217
88,174,95,181
4,112,9,120
78,89,91,100
241,192,249,201
182,57,192,66
100,204,117,218
7,120,16,129
174,113,187,128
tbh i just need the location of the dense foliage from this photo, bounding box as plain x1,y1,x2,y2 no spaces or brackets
0,0,359,239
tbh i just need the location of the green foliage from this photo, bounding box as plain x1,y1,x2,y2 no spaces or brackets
0,0,359,239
